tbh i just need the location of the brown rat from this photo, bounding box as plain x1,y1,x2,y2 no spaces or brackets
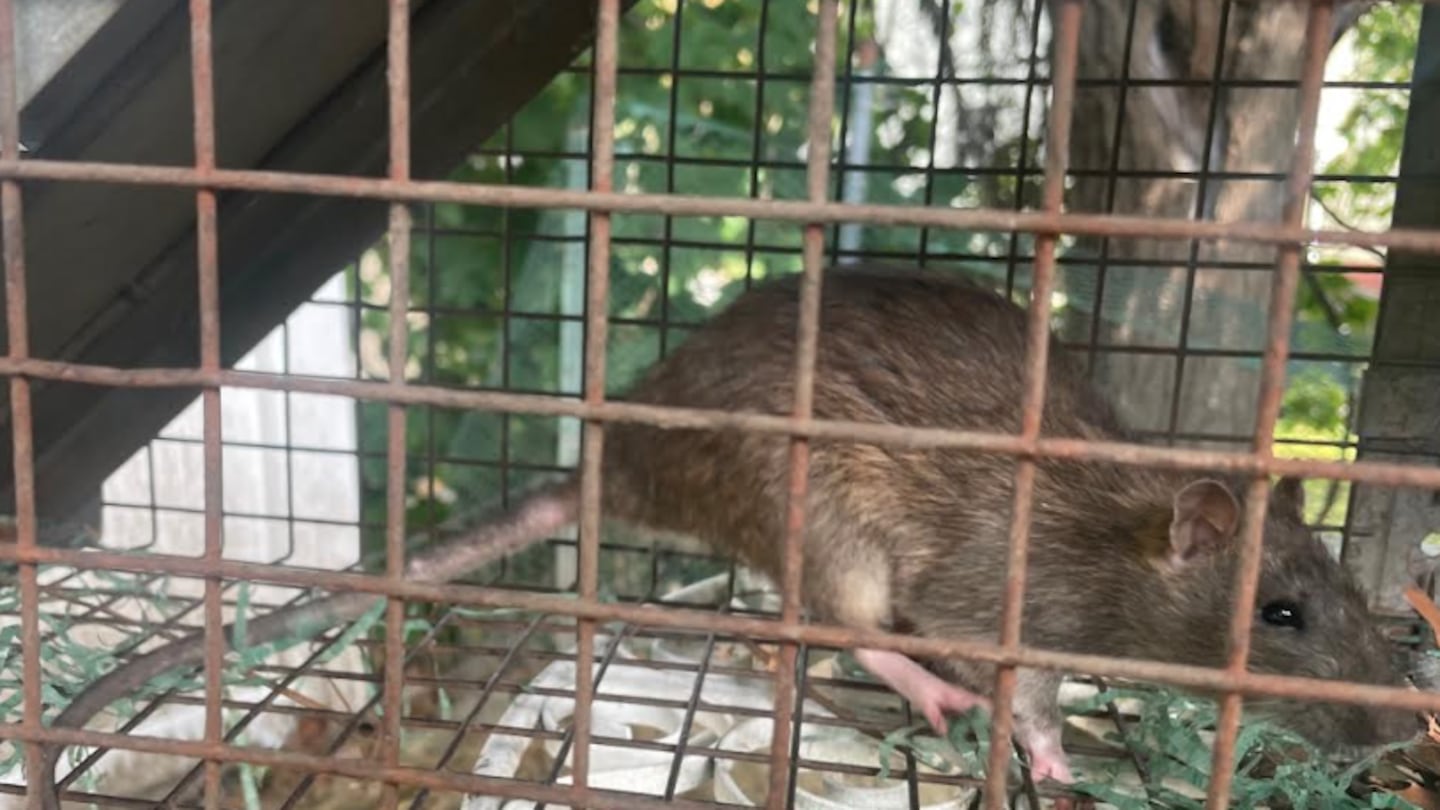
37,265,1418,807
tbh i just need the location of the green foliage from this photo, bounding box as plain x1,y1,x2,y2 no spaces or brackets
1273,0,1416,525
0,572,378,782
1066,688,1417,810
876,708,993,781
342,0,1422,794
338,0,1420,639
878,687,1418,810
350,0,1025,568
1280,368,1349,438
1,0,1422,795
1315,3,1420,230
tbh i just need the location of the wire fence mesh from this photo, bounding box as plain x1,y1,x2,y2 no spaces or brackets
2,1,1440,809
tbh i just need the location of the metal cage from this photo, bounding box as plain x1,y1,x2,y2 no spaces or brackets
4,1,1440,808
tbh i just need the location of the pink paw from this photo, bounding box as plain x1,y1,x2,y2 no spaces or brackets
852,649,990,736
916,682,989,736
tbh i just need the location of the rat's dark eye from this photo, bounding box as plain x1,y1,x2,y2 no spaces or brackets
1260,600,1305,631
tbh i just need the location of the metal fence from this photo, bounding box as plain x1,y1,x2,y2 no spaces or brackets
4,0,1440,808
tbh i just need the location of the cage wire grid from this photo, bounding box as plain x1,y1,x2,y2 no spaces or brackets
2,0,1440,809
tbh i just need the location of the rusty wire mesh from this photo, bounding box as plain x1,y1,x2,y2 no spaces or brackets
2,0,1440,809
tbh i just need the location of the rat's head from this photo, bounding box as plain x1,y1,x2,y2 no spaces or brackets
1145,476,1418,755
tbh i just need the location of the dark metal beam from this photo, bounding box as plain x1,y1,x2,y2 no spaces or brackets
0,0,632,523
1343,3,1440,614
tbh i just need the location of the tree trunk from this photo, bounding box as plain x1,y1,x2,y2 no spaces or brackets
1061,0,1364,446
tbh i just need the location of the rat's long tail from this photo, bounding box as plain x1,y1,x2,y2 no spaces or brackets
38,479,580,810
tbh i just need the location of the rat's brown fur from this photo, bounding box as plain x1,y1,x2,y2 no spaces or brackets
38,265,1415,808
601,265,1415,752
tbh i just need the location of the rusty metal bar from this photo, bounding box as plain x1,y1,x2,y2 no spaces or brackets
8,611,1440,789
408,613,548,809
0,720,784,810
656,0,685,356
155,610,353,807
1001,0,1047,298
539,66,1432,92
740,0,772,290
915,0,953,267
766,2,839,807
185,1,225,807
1082,0,1141,375
58,583,316,801
0,3,1430,808
4,159,1440,255
465,146,1414,183
0,0,44,804
380,1,413,808
662,624,723,800
571,0,622,800
1164,0,1235,443
4,570,1440,709
294,233,1388,281
1203,3,1337,808
541,628,634,810
0,357,1435,490
272,613,458,810
981,1,1082,806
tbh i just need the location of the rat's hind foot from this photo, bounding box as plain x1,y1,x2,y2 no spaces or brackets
1018,722,1089,810
853,648,990,734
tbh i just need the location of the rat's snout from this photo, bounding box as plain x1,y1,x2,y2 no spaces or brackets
1250,618,1419,752
1338,663,1424,749
1367,703,1425,746
1315,610,1423,749
1328,692,1423,750
1345,648,1436,747
1323,652,1422,750
1256,695,1419,754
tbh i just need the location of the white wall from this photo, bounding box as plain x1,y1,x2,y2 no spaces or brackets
99,273,362,603
0,272,372,803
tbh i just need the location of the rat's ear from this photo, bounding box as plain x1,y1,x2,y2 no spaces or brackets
1271,476,1306,523
1166,479,1241,569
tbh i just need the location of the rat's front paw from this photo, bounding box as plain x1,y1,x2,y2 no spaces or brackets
916,682,990,736
853,648,990,736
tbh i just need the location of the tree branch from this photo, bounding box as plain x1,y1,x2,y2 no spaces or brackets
1333,1,1378,48
1311,190,1387,261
